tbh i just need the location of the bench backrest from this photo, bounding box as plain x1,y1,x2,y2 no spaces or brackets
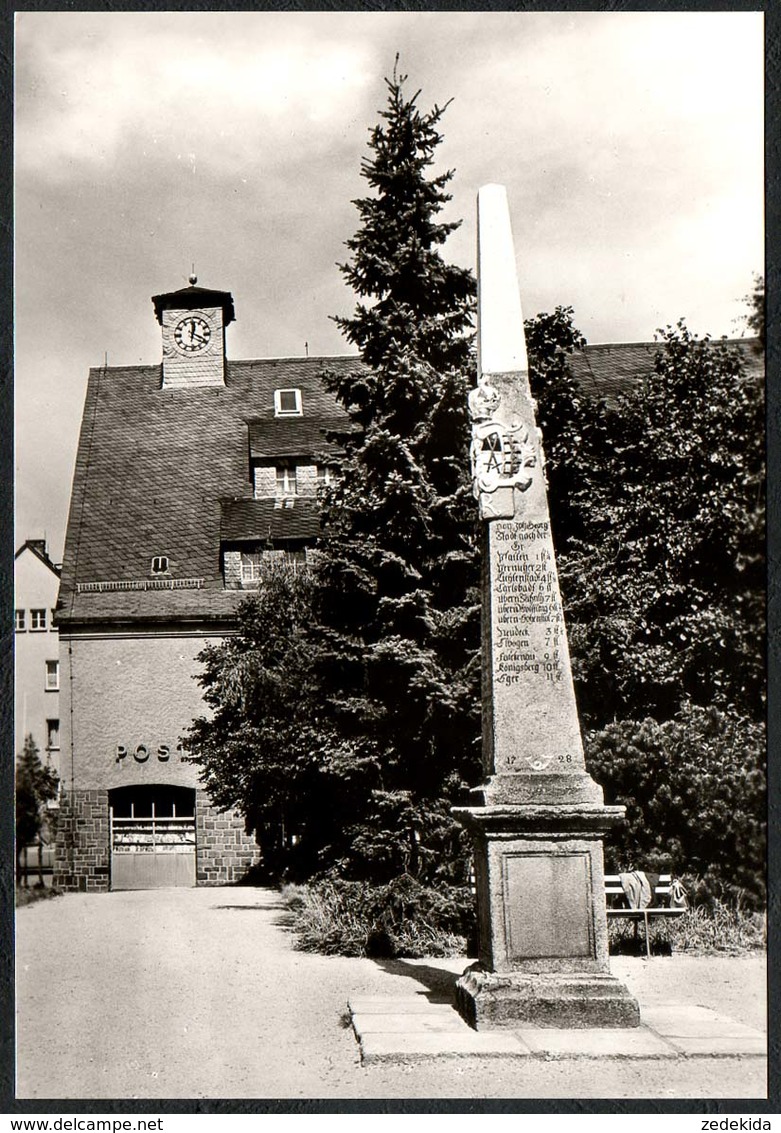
604,873,674,904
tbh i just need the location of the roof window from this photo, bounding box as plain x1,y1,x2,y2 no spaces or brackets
150,556,170,576
274,388,303,417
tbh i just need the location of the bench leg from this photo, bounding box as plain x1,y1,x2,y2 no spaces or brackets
643,910,650,959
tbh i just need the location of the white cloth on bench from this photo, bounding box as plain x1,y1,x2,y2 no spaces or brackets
619,870,652,909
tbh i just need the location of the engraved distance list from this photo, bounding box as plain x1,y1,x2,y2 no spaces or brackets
494,520,564,688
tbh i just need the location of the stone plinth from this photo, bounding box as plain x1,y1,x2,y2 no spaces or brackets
452,804,640,1028
456,969,640,1030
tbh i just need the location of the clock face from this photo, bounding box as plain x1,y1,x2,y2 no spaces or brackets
173,314,212,354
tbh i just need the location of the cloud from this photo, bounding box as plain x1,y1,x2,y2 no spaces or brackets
15,13,375,180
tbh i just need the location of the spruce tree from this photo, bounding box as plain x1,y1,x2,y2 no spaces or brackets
311,61,480,886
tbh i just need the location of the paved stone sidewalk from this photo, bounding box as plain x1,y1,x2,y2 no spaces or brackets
349,994,767,1064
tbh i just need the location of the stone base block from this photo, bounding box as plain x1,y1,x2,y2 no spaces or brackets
456,966,641,1030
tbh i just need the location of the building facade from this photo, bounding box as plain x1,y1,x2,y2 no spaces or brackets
14,540,62,777
53,280,355,891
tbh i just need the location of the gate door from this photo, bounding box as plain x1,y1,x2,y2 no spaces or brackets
110,786,196,890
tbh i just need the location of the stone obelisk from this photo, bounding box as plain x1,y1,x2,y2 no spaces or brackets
452,184,640,1028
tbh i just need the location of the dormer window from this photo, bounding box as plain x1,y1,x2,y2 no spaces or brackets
274,388,302,417
276,465,298,497
150,556,169,576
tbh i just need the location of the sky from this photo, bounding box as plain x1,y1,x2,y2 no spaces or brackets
14,10,764,563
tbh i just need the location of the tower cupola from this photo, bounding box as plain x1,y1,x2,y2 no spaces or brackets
151,277,235,389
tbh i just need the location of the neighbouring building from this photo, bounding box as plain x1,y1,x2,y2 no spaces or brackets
14,539,62,779
52,275,762,893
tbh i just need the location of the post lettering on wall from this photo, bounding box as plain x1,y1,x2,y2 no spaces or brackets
114,741,186,765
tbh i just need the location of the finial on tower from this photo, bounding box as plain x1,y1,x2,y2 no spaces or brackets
188,271,198,286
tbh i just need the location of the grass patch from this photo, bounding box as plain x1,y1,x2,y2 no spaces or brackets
280,875,472,958
668,901,766,955
15,885,61,909
608,900,765,957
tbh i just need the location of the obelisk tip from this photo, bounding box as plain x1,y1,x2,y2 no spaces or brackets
477,186,528,377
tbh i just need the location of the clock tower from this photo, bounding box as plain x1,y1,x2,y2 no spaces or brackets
152,276,236,389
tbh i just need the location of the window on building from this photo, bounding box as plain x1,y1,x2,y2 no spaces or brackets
46,719,60,750
240,548,307,584
274,388,303,417
317,465,336,489
30,608,47,631
15,609,25,632
45,660,59,691
150,556,169,575
240,552,263,584
276,465,298,496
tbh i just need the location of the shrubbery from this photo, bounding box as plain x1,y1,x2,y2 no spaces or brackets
587,704,766,908
282,875,474,958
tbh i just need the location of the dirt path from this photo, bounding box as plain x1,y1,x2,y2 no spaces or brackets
16,886,767,1101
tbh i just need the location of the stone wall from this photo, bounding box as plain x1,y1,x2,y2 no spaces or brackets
223,549,243,588
53,788,110,892
196,792,260,885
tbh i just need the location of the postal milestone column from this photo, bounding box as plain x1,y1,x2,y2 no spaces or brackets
452,184,640,1029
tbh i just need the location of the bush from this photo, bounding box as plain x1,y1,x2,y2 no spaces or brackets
587,703,765,909
281,874,475,958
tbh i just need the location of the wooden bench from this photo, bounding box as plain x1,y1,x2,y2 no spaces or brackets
605,873,687,959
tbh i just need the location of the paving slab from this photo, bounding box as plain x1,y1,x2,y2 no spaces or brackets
358,1030,530,1063
642,1003,766,1039
517,1026,677,1060
348,996,455,1015
352,1012,466,1035
665,1035,767,1057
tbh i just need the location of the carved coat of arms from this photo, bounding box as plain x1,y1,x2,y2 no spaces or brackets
468,380,538,503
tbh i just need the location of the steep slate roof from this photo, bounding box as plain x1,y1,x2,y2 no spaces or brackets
220,498,321,542
248,417,352,459
568,338,763,406
57,356,365,627
58,338,762,628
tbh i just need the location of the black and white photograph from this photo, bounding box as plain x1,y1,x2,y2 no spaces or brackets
12,9,767,1106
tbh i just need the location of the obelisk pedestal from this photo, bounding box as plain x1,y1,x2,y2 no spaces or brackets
452,185,639,1029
